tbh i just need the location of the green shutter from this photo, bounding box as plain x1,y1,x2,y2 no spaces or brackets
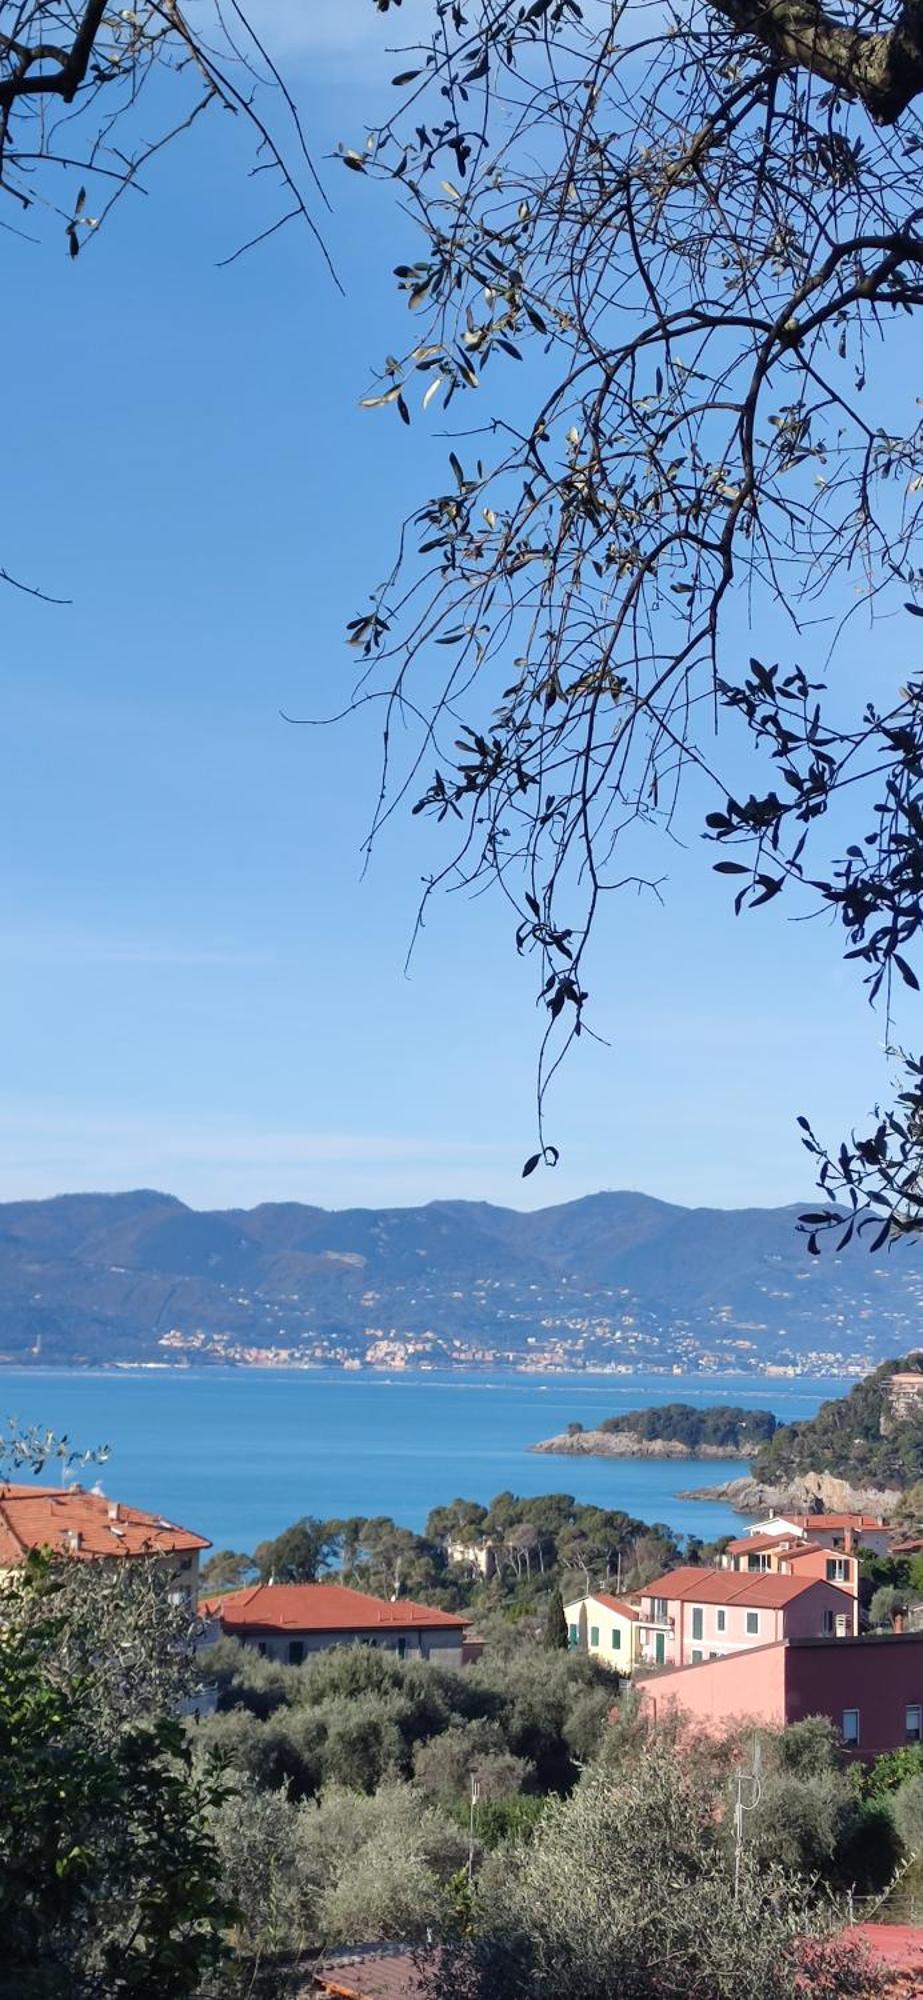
589,1625,599,1648
612,1628,621,1650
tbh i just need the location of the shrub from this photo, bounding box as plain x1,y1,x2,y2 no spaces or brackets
0,1596,231,2000
434,1751,881,2000
297,1782,468,1945
210,1784,309,1959
893,1774,923,1856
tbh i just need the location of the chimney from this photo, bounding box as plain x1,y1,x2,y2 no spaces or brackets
66,1529,81,1553
894,1609,907,1634
107,1501,120,1522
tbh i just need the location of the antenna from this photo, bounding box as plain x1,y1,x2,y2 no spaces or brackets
733,1736,762,1900
467,1772,480,1885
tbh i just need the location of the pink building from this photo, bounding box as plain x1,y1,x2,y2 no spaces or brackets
634,1565,851,1668
635,1632,923,1758
720,1534,858,1629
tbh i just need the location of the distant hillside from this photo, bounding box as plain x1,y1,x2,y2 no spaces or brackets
753,1358,923,1485
0,1188,920,1369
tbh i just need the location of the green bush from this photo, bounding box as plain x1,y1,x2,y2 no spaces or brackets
433,1750,876,2000
866,1744,923,1796
893,1775,923,1857
0,1572,232,2000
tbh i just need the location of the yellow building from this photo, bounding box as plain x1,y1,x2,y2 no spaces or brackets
563,1589,641,1671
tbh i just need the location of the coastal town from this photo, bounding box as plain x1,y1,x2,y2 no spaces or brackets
153,1320,886,1379
4,1469,923,1759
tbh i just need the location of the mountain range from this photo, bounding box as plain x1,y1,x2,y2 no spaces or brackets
0,1188,921,1369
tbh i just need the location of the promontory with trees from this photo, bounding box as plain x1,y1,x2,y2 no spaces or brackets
533,1405,778,1460
536,1358,923,1512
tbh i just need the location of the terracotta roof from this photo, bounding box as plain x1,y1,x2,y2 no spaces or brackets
313,1946,430,2000
0,1483,208,1561
724,1533,798,1556
851,1924,923,1978
785,1542,851,1565
590,1591,640,1621
787,1513,887,1531
725,1534,832,1560
638,1565,827,1609
208,1581,467,1635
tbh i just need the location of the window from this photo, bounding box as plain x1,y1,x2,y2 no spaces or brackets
746,1612,760,1636
590,1625,600,1648
288,1639,305,1666
691,1607,704,1641
716,1609,726,1634
397,1637,406,1661
568,1622,579,1647
906,1705,922,1744
652,1597,668,1622
826,1557,847,1583
691,1649,703,1664
821,1609,835,1636
842,1709,860,1747
611,1628,621,1651
257,1641,267,1658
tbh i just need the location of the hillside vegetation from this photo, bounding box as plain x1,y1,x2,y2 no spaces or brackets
753,1359,923,1487
599,1405,777,1451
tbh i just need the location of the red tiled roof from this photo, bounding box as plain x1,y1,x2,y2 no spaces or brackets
787,1513,887,1531
208,1581,467,1635
725,1534,831,1560
314,1947,431,2000
590,1591,640,1621
724,1533,796,1556
638,1565,827,1609
851,1925,923,1976
0,1483,208,1561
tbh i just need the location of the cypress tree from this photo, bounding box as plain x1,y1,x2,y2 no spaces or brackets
545,1586,569,1651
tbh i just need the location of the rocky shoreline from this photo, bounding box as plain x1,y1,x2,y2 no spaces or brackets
530,1428,752,1462
675,1471,903,1516
530,1434,903,1517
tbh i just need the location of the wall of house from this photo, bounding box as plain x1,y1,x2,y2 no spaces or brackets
676,1597,785,1666
781,1581,850,1640
785,1636,923,1756
564,1596,637,1670
234,1626,465,1669
160,1549,201,1607
635,1644,789,1732
640,1580,850,1667
782,1549,858,1630
637,1634,923,1758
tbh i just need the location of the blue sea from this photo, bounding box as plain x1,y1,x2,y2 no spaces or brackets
0,1368,848,1554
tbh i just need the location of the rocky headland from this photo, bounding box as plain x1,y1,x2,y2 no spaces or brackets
676,1469,903,1516
530,1428,752,1462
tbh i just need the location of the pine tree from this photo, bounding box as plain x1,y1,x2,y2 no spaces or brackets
545,1587,569,1652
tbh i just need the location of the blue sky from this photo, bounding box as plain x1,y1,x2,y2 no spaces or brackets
0,2,906,1213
